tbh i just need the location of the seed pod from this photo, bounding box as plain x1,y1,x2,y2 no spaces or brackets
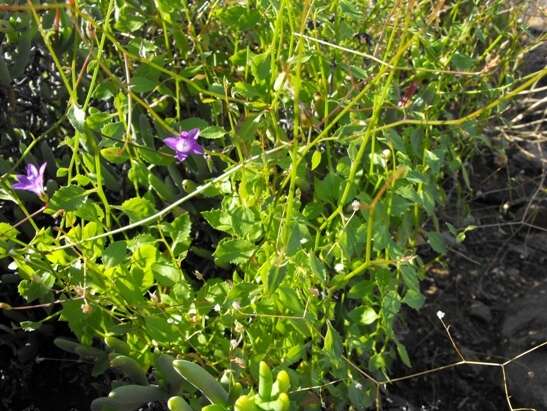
273,370,290,395
104,336,131,356
234,395,258,411
108,384,168,409
255,392,290,411
172,360,229,405
110,355,148,386
167,396,194,411
258,361,273,401
155,354,184,395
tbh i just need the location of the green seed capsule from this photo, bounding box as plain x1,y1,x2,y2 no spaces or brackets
167,396,193,411
258,361,273,401
104,336,130,356
275,370,290,394
278,393,290,411
234,395,258,411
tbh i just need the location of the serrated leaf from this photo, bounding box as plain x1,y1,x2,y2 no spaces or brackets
152,262,182,286
213,238,254,266
103,241,127,268
165,213,192,257
73,200,105,223
121,197,157,223
49,185,87,212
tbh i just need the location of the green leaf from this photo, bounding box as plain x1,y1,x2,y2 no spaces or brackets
396,342,412,367
218,5,260,31
101,122,124,139
259,258,287,294
381,291,401,320
451,52,475,71
314,172,344,204
201,126,227,139
308,253,327,284
61,300,104,345
360,306,379,325
324,322,343,357
311,150,322,171
0,223,18,257
131,76,157,93
114,4,145,32
145,315,177,344
213,238,255,266
49,185,87,212
121,197,157,223
152,262,183,286
101,147,129,164
427,231,447,254
348,280,374,300
400,264,419,291
165,213,192,257
403,289,425,310
103,241,127,268
18,273,55,302
238,113,262,143
68,105,86,133
202,209,231,233
73,200,105,223
179,117,208,131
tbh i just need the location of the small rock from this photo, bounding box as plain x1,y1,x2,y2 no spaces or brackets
468,301,493,323
500,280,547,409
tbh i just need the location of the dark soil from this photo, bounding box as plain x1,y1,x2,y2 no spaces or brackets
0,296,111,411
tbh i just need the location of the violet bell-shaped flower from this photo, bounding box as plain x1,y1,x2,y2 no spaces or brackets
12,163,47,198
163,128,204,162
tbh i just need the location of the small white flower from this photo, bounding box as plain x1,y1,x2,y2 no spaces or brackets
436,310,445,320
230,339,239,349
351,200,361,212
354,382,363,390
334,263,344,273
299,237,309,244
7,261,17,271
232,301,241,310
213,304,221,312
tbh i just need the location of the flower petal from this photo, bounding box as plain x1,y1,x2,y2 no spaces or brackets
26,164,38,178
163,137,180,151
38,162,47,178
12,176,32,190
175,152,188,162
190,141,204,155
187,128,200,140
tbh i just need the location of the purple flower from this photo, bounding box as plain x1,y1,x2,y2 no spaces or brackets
163,128,204,162
12,163,47,198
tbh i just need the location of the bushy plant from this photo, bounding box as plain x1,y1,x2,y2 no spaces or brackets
1,0,542,408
